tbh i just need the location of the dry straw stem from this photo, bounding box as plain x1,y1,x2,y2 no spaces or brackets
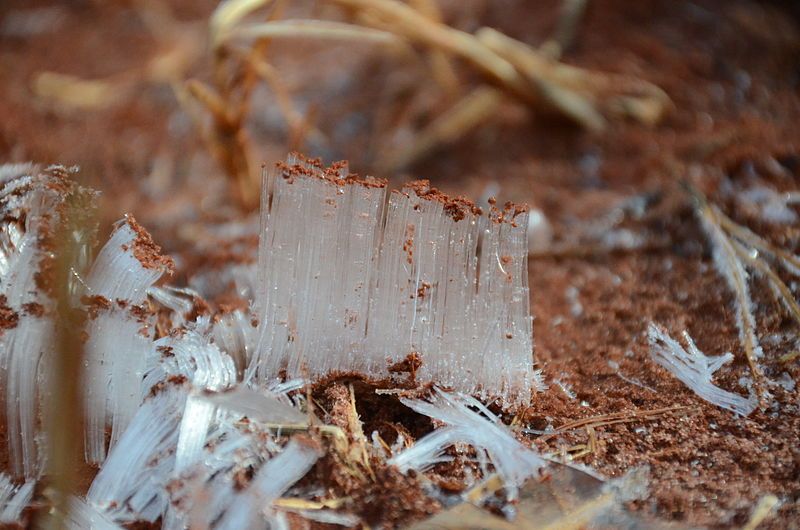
407,0,461,96
689,185,800,403
332,0,669,130
476,27,670,127
475,27,605,131
33,1,200,111
698,200,766,394
741,494,780,530
182,79,259,210
551,425,598,461
332,0,532,98
38,198,96,529
540,0,589,59
33,72,129,110
731,238,800,329
780,350,800,363
345,384,375,481
230,19,404,45
177,0,288,211
210,0,273,48
379,86,504,173
273,497,350,510
184,0,293,211
716,208,800,273
537,405,691,443
243,54,325,149
410,466,627,530
327,0,668,171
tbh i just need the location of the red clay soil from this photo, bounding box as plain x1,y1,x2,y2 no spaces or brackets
2,0,800,528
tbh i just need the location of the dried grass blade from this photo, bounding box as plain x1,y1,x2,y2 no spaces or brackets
331,0,530,99
716,207,800,275
408,0,460,95
475,27,605,131
231,19,404,45
211,0,272,48
379,86,504,172
732,238,800,328
697,201,767,403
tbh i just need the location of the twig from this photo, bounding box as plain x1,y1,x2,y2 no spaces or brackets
541,0,589,59
379,86,504,172
741,494,780,530
476,27,604,131
230,19,405,44
408,0,461,96
732,238,800,328
537,405,691,442
39,194,96,528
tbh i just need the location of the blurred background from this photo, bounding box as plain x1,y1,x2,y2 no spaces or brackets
2,0,798,234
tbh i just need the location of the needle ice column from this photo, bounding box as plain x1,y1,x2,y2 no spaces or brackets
252,156,535,404
0,165,95,478
83,216,173,463
367,184,534,399
251,157,387,381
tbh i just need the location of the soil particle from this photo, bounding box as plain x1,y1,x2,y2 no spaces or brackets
0,295,19,335
81,294,112,320
124,215,175,273
20,302,45,317
388,352,423,386
351,465,441,528
404,180,482,221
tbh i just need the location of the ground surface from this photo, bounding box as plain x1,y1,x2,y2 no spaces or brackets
1,0,799,528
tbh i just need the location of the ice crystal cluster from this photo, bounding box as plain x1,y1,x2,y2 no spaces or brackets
390,389,545,499
0,164,96,478
0,158,539,527
253,155,535,400
648,323,757,416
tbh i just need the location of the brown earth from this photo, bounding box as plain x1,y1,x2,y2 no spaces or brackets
1,0,799,528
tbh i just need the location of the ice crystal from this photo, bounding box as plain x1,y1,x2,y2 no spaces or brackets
65,497,124,530
88,389,187,523
738,185,798,225
84,217,172,463
163,386,316,530
252,156,535,403
216,437,321,530
647,323,757,416
210,308,258,375
390,388,545,497
0,473,35,524
0,165,94,477
0,156,540,525
144,327,237,393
